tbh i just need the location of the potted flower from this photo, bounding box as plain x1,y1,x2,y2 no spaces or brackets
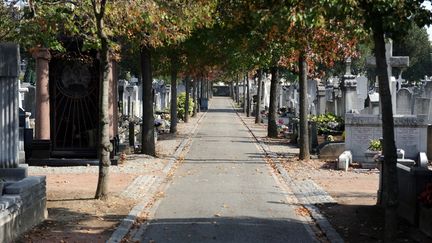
364,139,382,163
419,183,432,237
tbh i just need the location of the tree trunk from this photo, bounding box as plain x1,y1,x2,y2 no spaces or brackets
236,77,240,104
192,79,197,117
208,80,211,99
169,57,178,133
197,79,201,113
185,77,190,123
299,52,310,160
243,76,246,113
255,69,263,124
268,67,279,138
140,46,155,156
373,20,398,242
93,0,111,200
246,73,251,117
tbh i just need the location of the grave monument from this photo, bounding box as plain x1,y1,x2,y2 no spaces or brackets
0,43,47,242
28,40,119,166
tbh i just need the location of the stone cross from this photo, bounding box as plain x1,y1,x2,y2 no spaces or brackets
366,39,409,114
0,43,20,168
366,39,410,77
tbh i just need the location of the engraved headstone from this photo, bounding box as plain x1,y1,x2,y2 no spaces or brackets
396,88,413,115
423,82,432,98
414,97,431,118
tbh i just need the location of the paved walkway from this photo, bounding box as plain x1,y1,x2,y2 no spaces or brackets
132,97,317,242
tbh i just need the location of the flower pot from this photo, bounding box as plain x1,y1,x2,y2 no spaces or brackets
362,150,380,169
419,206,432,237
364,150,380,163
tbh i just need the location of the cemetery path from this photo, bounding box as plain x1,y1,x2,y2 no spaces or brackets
131,97,317,243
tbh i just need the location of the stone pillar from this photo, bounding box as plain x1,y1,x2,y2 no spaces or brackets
316,85,326,115
0,44,20,168
342,58,358,113
33,48,51,140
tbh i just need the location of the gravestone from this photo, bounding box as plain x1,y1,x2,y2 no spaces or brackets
345,114,428,164
396,88,413,115
356,76,368,109
363,92,380,115
423,82,432,98
414,98,431,117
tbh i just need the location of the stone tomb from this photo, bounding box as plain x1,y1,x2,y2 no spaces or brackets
29,44,119,165
345,113,428,163
0,43,47,242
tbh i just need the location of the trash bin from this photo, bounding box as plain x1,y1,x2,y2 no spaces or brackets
200,98,208,111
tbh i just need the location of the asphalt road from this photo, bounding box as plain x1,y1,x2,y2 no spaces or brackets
133,97,317,243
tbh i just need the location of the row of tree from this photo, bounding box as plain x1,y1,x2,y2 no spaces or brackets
2,1,431,240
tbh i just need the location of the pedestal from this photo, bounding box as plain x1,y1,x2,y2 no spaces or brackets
31,140,51,159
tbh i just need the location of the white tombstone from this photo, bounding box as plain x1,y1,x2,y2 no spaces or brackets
356,76,368,110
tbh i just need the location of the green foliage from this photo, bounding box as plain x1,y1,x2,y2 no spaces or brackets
368,139,382,152
177,92,194,121
0,1,20,42
394,24,432,82
309,113,344,134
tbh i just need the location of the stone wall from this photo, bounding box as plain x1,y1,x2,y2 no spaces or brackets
345,114,429,162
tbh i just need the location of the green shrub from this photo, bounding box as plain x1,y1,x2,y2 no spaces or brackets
177,92,194,120
368,139,382,151
309,113,344,134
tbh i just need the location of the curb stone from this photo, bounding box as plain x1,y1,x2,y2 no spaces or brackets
232,103,344,243
107,112,207,243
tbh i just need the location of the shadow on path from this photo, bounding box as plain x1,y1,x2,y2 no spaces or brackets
137,216,317,243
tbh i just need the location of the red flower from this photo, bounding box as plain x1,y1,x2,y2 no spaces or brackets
419,183,432,208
